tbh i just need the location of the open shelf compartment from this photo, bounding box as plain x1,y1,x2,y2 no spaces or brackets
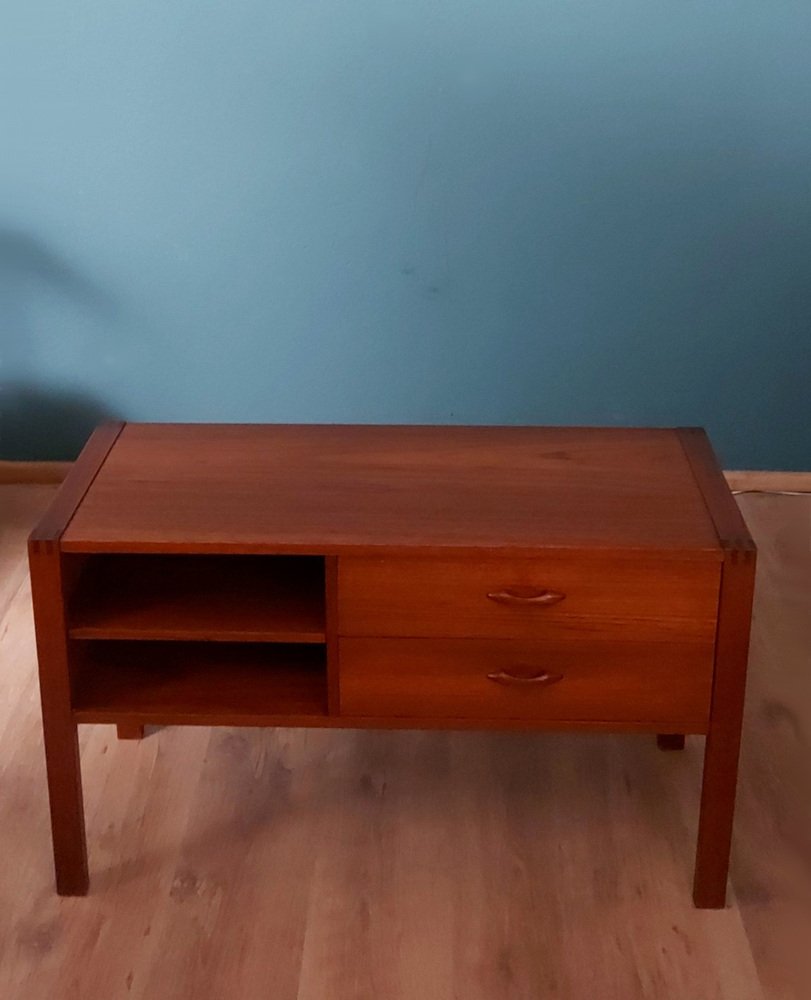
71,640,328,725
68,554,326,643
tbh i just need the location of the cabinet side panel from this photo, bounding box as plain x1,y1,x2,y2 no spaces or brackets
326,556,340,714
29,421,125,552
676,428,755,553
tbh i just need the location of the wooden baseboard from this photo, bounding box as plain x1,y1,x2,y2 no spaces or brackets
1,461,810,493
0,461,73,485
724,471,811,494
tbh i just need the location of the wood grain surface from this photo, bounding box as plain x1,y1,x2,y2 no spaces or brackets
3,485,806,996
7,455,811,497
338,554,721,641
31,423,752,902
60,424,721,556
678,427,758,906
339,636,713,727
27,421,125,895
29,421,123,553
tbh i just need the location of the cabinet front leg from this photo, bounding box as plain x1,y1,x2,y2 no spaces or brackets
29,546,90,896
693,725,741,907
42,720,89,895
693,548,755,909
28,423,124,895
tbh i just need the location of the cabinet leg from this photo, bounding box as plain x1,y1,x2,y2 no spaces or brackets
42,720,89,895
692,548,756,909
28,425,125,896
117,724,145,740
657,733,685,751
29,546,90,895
693,726,740,908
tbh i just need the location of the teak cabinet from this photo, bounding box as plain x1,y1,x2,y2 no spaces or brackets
28,423,756,907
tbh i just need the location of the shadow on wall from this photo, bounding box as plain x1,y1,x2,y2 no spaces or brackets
0,228,119,460
0,383,115,461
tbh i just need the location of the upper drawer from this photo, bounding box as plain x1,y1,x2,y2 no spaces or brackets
338,556,720,642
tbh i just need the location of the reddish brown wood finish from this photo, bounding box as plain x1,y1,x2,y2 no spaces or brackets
28,421,123,895
656,734,686,751
693,550,755,907
29,422,124,552
677,428,756,553
116,724,145,740
28,423,756,906
28,549,88,894
324,556,341,714
60,424,720,557
338,555,720,642
679,428,757,908
68,554,325,643
73,712,699,735
72,642,327,726
339,637,714,727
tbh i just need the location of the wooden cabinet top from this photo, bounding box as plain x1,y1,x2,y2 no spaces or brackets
48,423,752,559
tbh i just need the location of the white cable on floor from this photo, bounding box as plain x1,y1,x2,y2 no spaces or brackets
731,490,811,496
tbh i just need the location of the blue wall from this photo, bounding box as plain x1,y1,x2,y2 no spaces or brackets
2,1,810,467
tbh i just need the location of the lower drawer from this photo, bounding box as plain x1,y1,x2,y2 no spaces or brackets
339,637,713,727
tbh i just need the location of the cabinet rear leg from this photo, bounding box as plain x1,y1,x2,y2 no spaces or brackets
117,724,145,740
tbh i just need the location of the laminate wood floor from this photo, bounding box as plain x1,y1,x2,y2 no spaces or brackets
0,485,808,999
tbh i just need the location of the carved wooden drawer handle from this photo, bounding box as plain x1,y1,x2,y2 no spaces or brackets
486,587,566,607
486,669,564,686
